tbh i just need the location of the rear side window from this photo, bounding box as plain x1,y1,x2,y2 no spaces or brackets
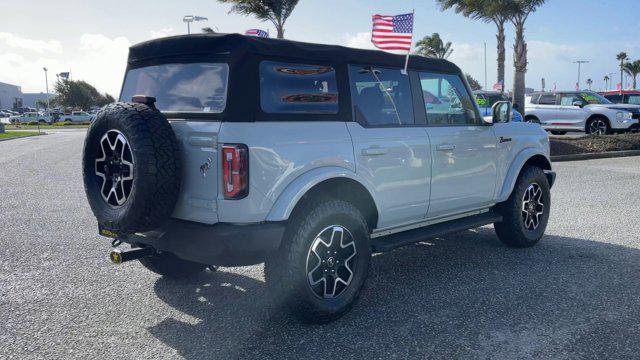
121,63,228,113
628,95,640,104
260,61,338,114
419,72,478,125
349,65,414,126
538,94,557,105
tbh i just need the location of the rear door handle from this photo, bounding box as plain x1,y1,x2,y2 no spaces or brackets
361,146,388,156
436,144,456,151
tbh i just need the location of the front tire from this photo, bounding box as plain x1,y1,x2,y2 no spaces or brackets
586,117,611,135
495,166,551,248
264,200,371,323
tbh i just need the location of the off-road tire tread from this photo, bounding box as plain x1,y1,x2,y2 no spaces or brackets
264,199,370,323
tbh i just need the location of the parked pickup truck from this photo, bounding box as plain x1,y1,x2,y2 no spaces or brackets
82,34,555,323
9,112,51,124
524,91,640,135
61,111,94,123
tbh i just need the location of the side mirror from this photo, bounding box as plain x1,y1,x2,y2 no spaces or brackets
572,100,585,108
490,101,512,124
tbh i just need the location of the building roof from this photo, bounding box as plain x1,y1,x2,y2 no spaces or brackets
128,33,461,74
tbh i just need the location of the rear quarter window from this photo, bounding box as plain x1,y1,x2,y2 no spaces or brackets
120,63,229,113
259,61,339,114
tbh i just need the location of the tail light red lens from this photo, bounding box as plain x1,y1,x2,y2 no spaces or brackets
222,144,249,199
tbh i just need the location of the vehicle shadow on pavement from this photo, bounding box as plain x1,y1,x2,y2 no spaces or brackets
149,227,640,359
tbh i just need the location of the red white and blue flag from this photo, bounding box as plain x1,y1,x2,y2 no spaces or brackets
371,13,414,51
245,29,269,38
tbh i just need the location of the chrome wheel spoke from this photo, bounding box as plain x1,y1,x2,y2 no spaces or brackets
306,225,357,299
521,183,544,231
94,130,134,207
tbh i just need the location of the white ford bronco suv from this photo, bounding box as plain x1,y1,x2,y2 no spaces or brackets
82,34,555,323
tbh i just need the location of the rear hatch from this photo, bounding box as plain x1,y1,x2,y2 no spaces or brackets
120,62,229,224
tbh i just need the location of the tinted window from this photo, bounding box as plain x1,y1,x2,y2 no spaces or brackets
628,95,640,105
120,63,229,113
349,66,414,126
419,72,478,125
538,94,557,105
260,61,338,114
605,94,623,103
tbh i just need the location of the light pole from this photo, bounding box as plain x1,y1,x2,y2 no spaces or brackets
43,67,49,110
183,15,208,34
573,60,589,90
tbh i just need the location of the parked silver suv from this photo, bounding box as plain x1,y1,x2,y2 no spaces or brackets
82,34,555,323
525,91,640,135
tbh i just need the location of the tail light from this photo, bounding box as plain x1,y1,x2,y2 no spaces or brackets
222,144,249,199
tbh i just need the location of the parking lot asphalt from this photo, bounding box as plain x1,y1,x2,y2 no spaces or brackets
2,129,640,359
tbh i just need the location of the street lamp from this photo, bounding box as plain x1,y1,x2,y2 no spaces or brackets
183,15,208,35
573,60,589,90
43,67,49,110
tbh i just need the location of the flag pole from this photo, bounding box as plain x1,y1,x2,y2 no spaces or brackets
402,9,414,75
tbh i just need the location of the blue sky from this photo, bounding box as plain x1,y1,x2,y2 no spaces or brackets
1,0,639,95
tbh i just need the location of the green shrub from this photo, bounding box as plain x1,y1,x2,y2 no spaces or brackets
27,121,40,126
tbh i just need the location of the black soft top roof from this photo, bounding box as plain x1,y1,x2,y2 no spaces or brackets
128,33,461,73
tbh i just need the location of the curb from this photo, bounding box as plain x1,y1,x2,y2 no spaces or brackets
551,150,640,162
0,132,47,143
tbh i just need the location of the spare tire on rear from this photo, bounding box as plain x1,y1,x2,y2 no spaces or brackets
82,102,181,234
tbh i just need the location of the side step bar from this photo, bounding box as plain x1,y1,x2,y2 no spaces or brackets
371,211,502,253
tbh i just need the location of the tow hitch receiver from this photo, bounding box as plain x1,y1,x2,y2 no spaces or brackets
110,247,155,264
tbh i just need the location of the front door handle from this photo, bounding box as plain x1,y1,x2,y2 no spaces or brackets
361,146,388,156
436,144,456,151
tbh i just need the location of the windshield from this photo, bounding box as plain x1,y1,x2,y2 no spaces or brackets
579,92,612,105
120,62,229,113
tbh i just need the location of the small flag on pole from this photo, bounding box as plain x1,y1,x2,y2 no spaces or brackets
371,12,414,74
493,81,503,92
245,29,269,38
57,72,70,80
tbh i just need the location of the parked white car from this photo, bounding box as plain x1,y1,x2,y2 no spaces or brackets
524,91,640,135
60,111,94,123
8,112,51,124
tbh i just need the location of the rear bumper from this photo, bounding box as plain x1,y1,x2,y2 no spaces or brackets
117,220,286,266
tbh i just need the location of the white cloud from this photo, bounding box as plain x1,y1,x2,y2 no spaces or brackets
71,34,131,96
150,27,175,39
0,32,62,54
342,32,376,50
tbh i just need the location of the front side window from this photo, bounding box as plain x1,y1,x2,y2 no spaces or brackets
260,61,338,114
628,95,640,105
559,93,583,106
349,66,414,126
120,63,229,113
419,72,478,125
605,94,623,103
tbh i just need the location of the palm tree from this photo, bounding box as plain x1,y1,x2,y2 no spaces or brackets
604,75,610,90
415,33,453,59
616,52,629,90
217,0,300,39
623,60,640,89
510,0,547,113
437,0,513,93
586,78,593,90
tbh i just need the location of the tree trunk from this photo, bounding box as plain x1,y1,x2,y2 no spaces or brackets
277,24,284,39
512,21,527,113
495,20,506,93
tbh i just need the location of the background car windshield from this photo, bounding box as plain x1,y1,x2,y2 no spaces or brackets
580,92,612,105
120,63,229,113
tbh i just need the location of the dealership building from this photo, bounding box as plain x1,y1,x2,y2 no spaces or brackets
0,81,23,110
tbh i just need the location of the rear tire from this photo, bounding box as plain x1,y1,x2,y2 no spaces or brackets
264,200,371,323
138,248,206,278
525,116,540,124
550,130,567,135
494,166,550,248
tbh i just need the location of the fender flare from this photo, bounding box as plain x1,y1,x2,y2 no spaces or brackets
265,166,380,222
497,148,551,202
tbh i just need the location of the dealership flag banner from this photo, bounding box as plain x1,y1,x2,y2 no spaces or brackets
245,29,269,38
371,12,414,73
493,81,503,92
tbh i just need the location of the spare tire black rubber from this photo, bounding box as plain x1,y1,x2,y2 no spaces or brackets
82,102,181,234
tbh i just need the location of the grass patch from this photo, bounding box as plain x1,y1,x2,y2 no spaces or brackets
0,131,43,140
550,133,640,156
5,123,89,130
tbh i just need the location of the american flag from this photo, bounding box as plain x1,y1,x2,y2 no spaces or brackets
371,13,414,51
493,81,503,92
245,29,269,38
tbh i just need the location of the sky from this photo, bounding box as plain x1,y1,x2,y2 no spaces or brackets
1,0,639,96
